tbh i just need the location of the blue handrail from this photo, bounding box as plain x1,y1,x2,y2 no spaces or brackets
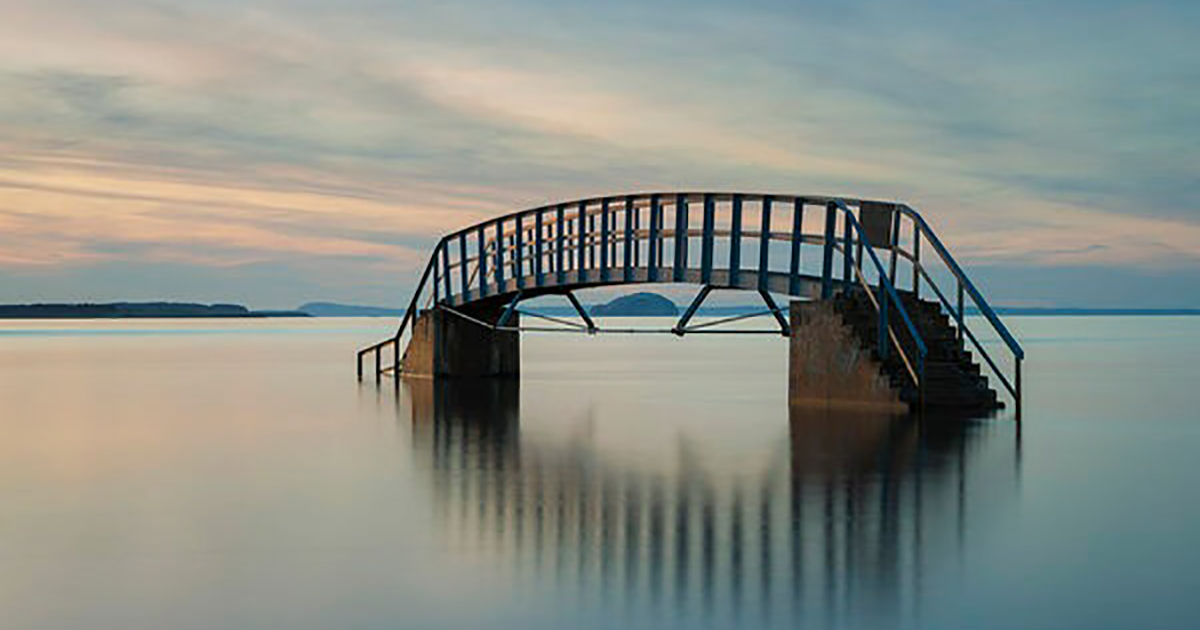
833,200,928,391
897,205,1023,360
895,204,1024,409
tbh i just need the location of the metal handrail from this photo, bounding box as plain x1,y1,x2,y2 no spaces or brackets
896,205,1023,360
832,201,928,393
895,204,1024,409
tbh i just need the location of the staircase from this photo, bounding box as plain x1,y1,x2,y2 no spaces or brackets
833,289,1001,412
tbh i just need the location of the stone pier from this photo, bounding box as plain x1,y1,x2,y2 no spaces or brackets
788,300,905,412
400,307,520,378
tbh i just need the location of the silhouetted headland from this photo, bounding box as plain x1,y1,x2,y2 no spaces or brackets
0,302,309,319
590,292,679,316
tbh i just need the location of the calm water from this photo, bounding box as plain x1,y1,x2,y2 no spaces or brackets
1,316,1198,629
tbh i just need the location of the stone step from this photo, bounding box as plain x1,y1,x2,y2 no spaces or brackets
833,289,1001,412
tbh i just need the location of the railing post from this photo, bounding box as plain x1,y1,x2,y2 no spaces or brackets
956,280,965,344
600,199,610,282
1016,356,1023,420
648,194,661,282
889,210,901,286
730,193,743,286
789,198,803,296
821,202,836,299
556,204,566,285
623,197,635,281
514,214,525,289
432,248,440,304
879,285,889,361
356,351,363,381
393,334,400,375
535,210,545,287
588,209,596,270
674,193,688,282
578,201,589,283
441,242,451,300
842,213,853,292
477,225,488,297
494,220,505,292
912,227,921,298
458,233,468,299
633,201,642,267
758,195,772,291
701,194,715,284
374,348,381,384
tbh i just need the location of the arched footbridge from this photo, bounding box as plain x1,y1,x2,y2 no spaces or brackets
358,193,1024,414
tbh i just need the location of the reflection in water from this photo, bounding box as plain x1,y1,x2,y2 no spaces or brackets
401,379,1019,629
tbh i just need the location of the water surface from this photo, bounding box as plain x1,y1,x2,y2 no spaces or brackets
1,316,1197,629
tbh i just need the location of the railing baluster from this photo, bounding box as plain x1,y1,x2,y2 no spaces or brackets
701,193,715,284
624,196,635,281
730,193,743,286
956,280,965,343
588,208,596,271
600,198,610,282
458,233,468,301
556,204,566,285
758,195,772,291
578,201,588,283
879,283,889,360
821,203,836,299
441,242,451,302
633,201,641,268
535,209,545,287
478,225,488,297
674,193,688,281
432,246,440,304
842,213,853,291
789,199,803,296
494,220,505,292
657,198,666,268
912,227,921,297
514,213,525,289
889,210,901,286
648,194,661,282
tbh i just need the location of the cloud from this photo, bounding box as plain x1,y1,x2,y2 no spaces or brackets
0,0,1196,305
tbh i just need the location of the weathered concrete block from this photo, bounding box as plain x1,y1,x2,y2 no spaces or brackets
401,308,519,378
789,300,905,412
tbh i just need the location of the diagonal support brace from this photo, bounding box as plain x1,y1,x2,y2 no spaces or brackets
496,291,523,328
564,291,597,335
673,285,714,336
758,289,791,337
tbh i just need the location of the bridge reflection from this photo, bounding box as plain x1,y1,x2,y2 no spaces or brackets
400,380,1018,628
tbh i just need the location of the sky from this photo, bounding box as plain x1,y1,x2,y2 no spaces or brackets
0,0,1197,308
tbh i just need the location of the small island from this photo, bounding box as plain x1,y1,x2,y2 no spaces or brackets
0,302,309,319
590,292,679,317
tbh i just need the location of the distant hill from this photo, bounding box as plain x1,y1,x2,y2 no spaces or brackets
0,302,308,319
591,292,679,316
988,307,1200,316
298,302,405,317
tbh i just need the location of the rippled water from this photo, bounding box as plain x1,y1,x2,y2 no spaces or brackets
1,316,1198,629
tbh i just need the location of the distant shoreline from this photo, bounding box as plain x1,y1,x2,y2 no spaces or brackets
3,300,1198,320
0,303,309,319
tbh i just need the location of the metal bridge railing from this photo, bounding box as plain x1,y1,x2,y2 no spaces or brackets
357,192,1022,412
892,204,1025,414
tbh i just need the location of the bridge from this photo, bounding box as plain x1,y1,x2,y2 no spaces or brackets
358,192,1024,414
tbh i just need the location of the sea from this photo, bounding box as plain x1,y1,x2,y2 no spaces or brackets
1,315,1197,629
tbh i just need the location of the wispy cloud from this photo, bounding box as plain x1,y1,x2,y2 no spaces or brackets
0,0,1196,305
